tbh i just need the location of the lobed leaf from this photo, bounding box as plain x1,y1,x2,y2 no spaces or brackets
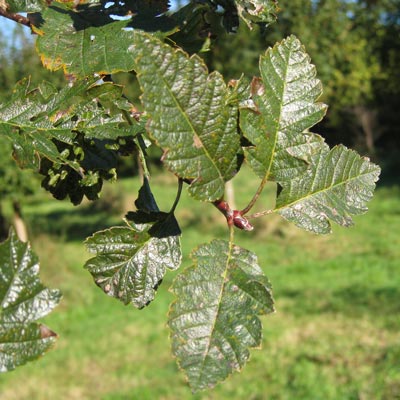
275,141,381,233
85,181,181,308
133,32,241,202
240,35,327,183
168,239,274,391
0,230,61,372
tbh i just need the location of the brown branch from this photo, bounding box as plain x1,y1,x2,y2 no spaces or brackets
213,199,254,231
0,9,32,28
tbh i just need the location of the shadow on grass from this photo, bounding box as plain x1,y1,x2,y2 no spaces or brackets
280,285,400,328
27,206,121,241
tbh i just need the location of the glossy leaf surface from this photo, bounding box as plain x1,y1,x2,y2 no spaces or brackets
0,79,140,204
134,32,241,201
85,181,181,308
32,2,178,77
275,141,380,233
240,35,327,183
168,240,274,391
0,231,61,372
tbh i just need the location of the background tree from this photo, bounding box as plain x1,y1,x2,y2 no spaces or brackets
208,0,400,169
0,135,38,241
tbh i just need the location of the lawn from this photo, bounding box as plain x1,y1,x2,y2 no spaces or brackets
0,168,399,399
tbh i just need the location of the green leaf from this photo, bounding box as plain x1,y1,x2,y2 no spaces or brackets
32,2,177,77
168,239,274,392
85,181,181,308
2,0,47,12
0,230,61,372
0,78,140,204
234,0,279,28
0,79,135,163
240,35,327,183
133,32,241,202
275,142,381,234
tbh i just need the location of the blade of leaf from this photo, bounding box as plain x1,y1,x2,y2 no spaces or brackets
133,32,241,201
240,35,327,183
275,142,381,233
168,239,274,392
85,218,181,308
32,3,177,77
234,0,279,28
0,230,61,372
4,0,47,12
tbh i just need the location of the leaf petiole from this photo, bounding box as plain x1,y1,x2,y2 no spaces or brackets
169,178,183,214
240,175,269,216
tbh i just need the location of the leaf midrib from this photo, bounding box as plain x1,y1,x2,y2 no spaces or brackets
152,63,224,185
257,45,291,183
274,161,377,211
197,241,233,385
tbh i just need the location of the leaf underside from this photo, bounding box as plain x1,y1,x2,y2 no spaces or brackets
133,32,241,202
0,230,61,372
168,239,274,392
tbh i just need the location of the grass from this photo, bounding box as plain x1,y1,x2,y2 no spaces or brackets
0,168,399,399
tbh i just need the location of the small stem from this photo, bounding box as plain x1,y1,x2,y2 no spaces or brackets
135,134,150,179
122,109,150,180
247,209,273,219
0,10,31,28
241,176,268,215
170,178,183,214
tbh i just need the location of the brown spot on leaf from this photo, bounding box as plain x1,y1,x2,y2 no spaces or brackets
39,324,57,339
228,79,238,88
251,77,265,97
193,135,203,149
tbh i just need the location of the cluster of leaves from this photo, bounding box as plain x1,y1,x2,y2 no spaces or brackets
0,77,142,204
0,231,61,372
0,0,380,392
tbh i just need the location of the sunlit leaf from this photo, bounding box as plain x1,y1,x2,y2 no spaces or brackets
168,240,274,391
3,0,47,12
234,0,279,28
0,79,141,203
275,142,380,233
85,180,181,308
240,35,327,183
32,2,177,77
133,32,241,201
0,230,61,372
